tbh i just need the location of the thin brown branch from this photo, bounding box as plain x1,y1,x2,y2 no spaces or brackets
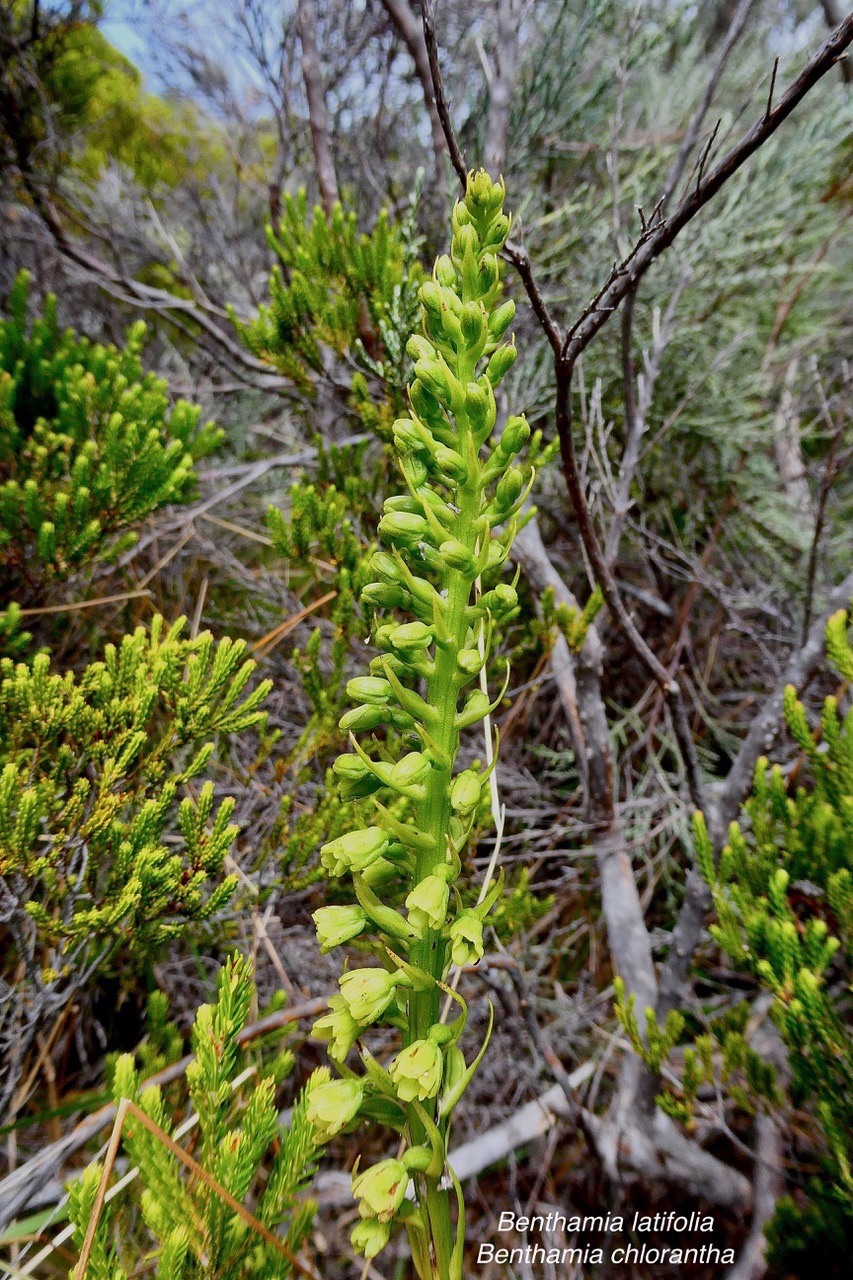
658,0,757,209
19,589,153,617
503,240,563,356
561,14,853,366
554,364,707,813
74,1099,316,1280
819,0,853,83
74,1098,129,1280
0,997,328,1232
421,0,468,186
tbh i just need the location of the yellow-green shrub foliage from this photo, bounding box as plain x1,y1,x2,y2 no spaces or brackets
0,271,221,595
699,610,853,1204
0,616,270,1121
232,190,421,402
69,955,322,1280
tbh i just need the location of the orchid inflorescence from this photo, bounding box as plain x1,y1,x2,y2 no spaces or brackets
302,170,531,1277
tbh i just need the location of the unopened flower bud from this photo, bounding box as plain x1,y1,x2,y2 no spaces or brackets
467,169,505,215
429,305,463,347
452,222,478,261
497,414,530,457
361,582,408,610
333,754,371,782
390,1039,443,1102
441,1045,467,1097
433,446,467,482
393,417,427,453
488,298,516,342
492,582,518,610
466,378,497,441
419,280,442,315
460,302,487,347
371,552,404,584
378,511,430,547
458,688,491,727
456,648,483,676
435,254,456,287
339,704,384,733
451,769,482,815
451,199,473,230
410,378,443,423
373,623,396,649
402,1145,434,1173
347,676,392,705
486,539,509,571
405,455,429,488
333,754,381,798
439,539,476,574
414,358,452,405
406,335,434,363
389,621,433,651
307,1076,364,1140
486,341,517,386
495,467,524,511
384,494,423,513
391,751,432,788
482,213,511,249
464,378,488,417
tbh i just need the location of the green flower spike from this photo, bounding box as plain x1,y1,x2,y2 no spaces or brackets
307,170,530,1277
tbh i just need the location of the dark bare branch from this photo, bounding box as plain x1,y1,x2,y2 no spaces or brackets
819,0,853,83
562,14,853,366
658,0,757,210
421,0,468,186
554,363,708,813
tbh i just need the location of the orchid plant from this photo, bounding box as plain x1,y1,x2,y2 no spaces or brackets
303,171,531,1278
